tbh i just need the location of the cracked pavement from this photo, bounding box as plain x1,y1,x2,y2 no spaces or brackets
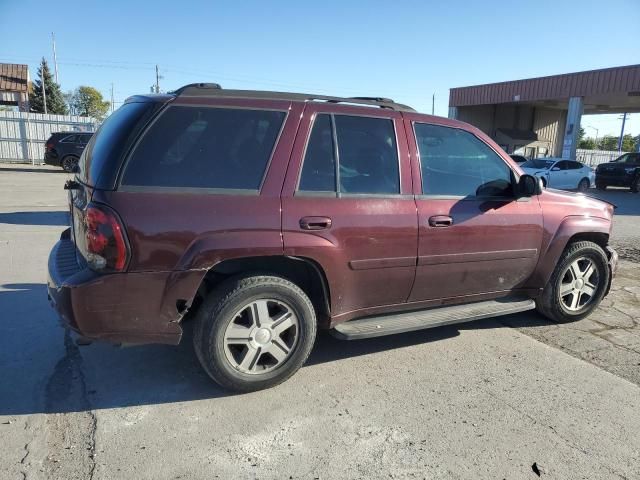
1,165,639,479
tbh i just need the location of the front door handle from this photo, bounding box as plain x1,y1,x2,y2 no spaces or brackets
428,215,453,227
300,216,332,230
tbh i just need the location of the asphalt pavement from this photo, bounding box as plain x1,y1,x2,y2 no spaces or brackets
1,165,639,480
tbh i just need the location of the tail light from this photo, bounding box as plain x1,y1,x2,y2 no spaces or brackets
46,141,53,151
83,203,129,272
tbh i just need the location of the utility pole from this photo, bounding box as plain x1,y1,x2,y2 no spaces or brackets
51,32,59,83
155,65,160,94
110,83,114,113
618,112,628,152
432,93,435,115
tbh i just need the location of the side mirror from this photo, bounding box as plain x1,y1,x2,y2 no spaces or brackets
551,166,561,171
518,174,541,197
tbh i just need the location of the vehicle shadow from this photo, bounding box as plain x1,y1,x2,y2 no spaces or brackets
0,282,558,415
0,166,65,174
0,211,69,226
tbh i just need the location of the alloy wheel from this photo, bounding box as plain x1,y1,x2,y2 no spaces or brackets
223,299,299,374
558,257,600,312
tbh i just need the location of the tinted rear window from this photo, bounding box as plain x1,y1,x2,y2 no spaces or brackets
79,101,159,187
121,106,286,190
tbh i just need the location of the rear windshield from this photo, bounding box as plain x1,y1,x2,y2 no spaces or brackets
522,159,554,169
78,101,160,188
120,106,286,191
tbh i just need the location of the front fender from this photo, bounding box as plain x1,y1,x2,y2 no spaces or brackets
529,215,611,288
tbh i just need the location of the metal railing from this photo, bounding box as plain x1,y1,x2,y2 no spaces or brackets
0,111,98,164
576,149,623,167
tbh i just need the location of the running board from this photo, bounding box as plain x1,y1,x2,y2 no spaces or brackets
331,296,536,340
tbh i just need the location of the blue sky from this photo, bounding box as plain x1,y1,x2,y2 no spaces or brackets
1,0,638,137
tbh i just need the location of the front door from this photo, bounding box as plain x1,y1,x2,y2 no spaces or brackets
282,105,418,319
404,118,544,302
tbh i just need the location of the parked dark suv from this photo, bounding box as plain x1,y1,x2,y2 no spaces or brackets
44,131,93,172
48,84,618,392
595,152,640,192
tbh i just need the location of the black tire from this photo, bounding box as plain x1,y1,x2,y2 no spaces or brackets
631,175,640,193
577,178,590,192
61,155,79,173
536,241,609,323
193,274,317,392
540,177,547,188
595,181,607,191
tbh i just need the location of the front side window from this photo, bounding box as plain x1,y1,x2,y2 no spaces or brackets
122,106,286,190
414,123,514,197
298,114,400,195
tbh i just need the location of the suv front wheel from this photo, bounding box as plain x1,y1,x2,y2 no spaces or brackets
536,241,609,323
193,274,317,392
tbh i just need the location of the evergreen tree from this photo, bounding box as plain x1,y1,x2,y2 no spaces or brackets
30,58,68,114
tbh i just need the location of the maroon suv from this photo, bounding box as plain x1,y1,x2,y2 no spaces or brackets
48,83,618,391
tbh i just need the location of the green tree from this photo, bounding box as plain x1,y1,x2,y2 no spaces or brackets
621,134,637,152
69,86,110,120
598,135,619,151
578,137,596,149
29,58,68,114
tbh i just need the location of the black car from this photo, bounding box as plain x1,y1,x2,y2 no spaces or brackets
509,154,528,164
595,152,640,192
44,132,93,172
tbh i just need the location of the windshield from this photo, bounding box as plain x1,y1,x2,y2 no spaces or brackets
521,159,555,170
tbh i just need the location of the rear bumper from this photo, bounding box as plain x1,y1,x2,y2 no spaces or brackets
44,152,60,166
595,173,632,186
47,229,203,345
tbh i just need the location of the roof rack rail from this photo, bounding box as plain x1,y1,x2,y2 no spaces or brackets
171,83,222,95
171,84,415,112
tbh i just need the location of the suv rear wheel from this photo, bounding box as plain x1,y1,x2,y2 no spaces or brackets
631,175,640,193
61,155,79,173
193,274,317,392
536,241,609,323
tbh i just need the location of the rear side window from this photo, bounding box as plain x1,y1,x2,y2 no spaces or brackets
298,114,399,195
79,101,161,188
121,106,286,190
298,114,336,192
414,123,513,197
61,135,78,143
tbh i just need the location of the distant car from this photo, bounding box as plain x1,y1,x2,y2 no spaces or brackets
44,132,93,172
509,154,528,164
520,158,594,191
595,152,640,193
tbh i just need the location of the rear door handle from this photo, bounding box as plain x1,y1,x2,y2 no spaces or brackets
428,215,453,227
300,216,332,230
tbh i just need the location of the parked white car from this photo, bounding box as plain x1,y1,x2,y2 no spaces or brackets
520,158,595,191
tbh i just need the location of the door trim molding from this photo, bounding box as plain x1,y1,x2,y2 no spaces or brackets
418,249,538,266
349,256,416,270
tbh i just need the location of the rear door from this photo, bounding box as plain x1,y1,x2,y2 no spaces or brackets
281,104,418,319
404,117,543,301
550,160,570,188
